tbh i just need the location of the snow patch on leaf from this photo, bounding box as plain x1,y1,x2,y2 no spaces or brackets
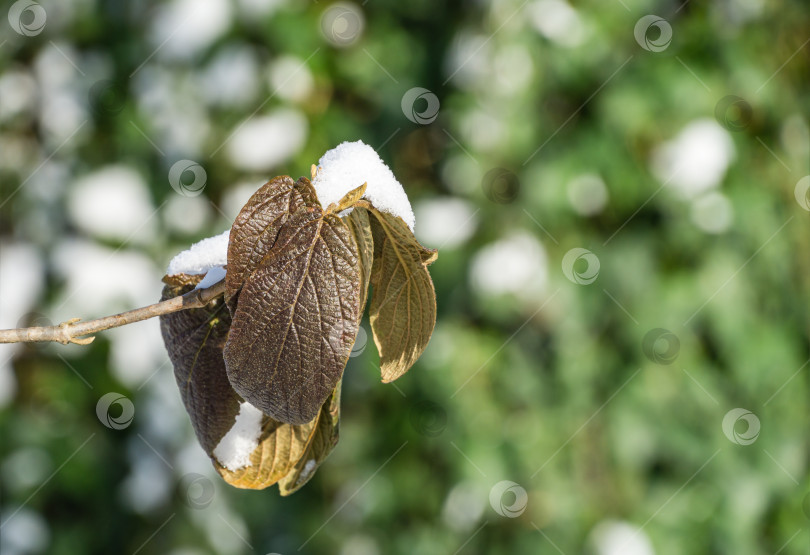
166,230,229,275
312,140,415,230
299,459,317,481
213,401,264,471
194,265,226,290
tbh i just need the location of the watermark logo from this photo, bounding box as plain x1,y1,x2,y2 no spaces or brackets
402,87,440,124
168,160,207,197
16,311,52,330
96,392,135,430
489,480,528,518
179,473,215,509
350,325,368,357
634,15,672,52
320,2,364,47
562,248,600,285
642,328,680,365
409,401,447,437
482,168,520,204
794,176,810,211
722,408,760,445
714,95,752,132
88,80,127,117
8,1,46,37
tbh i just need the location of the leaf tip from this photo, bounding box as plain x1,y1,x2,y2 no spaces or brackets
422,248,438,265
327,182,368,214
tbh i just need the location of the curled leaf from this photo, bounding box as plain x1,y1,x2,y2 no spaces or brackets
278,381,342,496
224,177,362,424
364,205,437,382
216,412,319,489
160,274,240,455
344,207,374,315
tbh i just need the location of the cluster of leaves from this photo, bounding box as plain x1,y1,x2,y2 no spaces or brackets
159,175,437,493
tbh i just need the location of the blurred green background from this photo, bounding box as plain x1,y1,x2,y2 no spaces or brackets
1,0,809,554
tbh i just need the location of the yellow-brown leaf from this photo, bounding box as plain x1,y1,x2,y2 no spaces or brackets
344,207,374,315
278,382,341,495
365,208,437,382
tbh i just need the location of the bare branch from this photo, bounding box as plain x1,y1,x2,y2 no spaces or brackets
0,280,227,345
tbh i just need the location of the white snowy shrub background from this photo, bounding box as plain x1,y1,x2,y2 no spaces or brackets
0,0,802,552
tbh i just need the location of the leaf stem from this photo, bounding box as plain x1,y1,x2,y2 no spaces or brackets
0,280,227,345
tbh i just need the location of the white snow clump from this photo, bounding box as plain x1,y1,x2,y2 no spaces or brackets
312,140,415,230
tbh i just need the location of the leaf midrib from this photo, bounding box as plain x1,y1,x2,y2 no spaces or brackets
267,216,326,391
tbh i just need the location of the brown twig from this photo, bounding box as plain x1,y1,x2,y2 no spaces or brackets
0,280,227,345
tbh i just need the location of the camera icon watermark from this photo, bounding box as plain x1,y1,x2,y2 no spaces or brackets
168,160,207,197
401,87,440,124
96,392,135,430
320,2,364,48
642,328,680,365
634,15,672,52
562,248,600,285
8,0,46,37
489,480,528,518
722,408,760,445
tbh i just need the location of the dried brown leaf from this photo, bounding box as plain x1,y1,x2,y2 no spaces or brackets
224,178,361,424
225,176,310,312
159,275,239,454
